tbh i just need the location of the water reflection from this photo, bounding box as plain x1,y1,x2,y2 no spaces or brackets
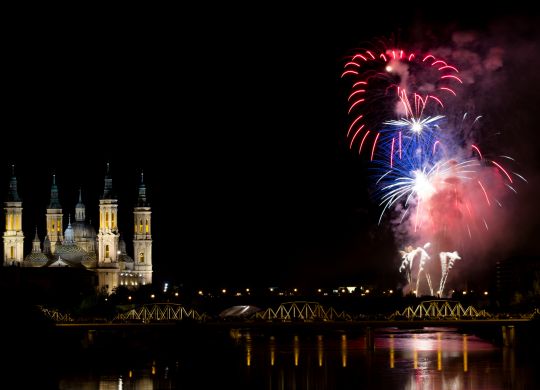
463,334,468,372
270,335,276,366
341,334,347,367
317,334,324,367
437,332,442,371
390,333,395,368
228,327,530,389
294,335,299,367
41,326,538,389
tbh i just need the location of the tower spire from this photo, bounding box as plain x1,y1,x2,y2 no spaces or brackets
48,173,61,209
102,163,114,199
7,164,21,202
32,226,41,253
137,170,148,206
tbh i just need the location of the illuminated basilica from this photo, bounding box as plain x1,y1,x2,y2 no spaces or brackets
2,165,152,293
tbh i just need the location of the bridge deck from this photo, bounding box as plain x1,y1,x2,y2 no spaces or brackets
54,318,532,330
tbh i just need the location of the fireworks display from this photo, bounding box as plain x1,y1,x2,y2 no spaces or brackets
342,48,462,162
342,46,526,297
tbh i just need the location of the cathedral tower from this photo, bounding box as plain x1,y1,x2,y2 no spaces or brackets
3,166,24,266
133,171,152,285
96,163,120,292
46,174,63,253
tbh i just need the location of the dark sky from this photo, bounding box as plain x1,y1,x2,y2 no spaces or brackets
3,7,540,288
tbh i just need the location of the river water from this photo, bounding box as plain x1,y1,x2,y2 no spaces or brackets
11,326,540,389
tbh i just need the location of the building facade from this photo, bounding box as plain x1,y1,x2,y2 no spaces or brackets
2,165,153,293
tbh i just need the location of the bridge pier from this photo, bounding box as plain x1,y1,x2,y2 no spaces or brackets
501,325,515,348
365,326,375,351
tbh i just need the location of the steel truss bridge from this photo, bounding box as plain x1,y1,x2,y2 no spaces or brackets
388,300,492,320
113,303,207,322
41,300,539,324
253,301,352,321
38,305,74,323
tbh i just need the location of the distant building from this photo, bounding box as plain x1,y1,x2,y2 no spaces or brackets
2,165,153,293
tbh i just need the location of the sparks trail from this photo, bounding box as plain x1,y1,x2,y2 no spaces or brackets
399,243,461,297
373,145,523,239
341,41,527,298
341,48,461,158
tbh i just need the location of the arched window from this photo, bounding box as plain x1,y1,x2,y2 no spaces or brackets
10,246,14,259
139,252,145,263
139,220,143,234
57,218,61,232
105,245,110,258
145,220,149,233
112,212,115,228
105,212,109,225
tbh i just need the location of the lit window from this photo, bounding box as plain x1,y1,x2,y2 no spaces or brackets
10,246,14,259
145,220,149,233
139,252,144,263
105,245,110,258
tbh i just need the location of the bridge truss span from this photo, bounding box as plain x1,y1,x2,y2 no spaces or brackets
38,305,74,323
114,303,207,323
389,300,492,320
254,301,352,322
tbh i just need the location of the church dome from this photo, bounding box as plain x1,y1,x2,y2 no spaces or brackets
119,253,134,263
71,221,97,240
81,251,97,268
23,252,50,267
64,218,75,244
55,244,87,262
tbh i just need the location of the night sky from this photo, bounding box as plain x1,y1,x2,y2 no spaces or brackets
3,7,540,288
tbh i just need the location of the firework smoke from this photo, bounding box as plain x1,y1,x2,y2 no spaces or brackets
342,29,529,296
